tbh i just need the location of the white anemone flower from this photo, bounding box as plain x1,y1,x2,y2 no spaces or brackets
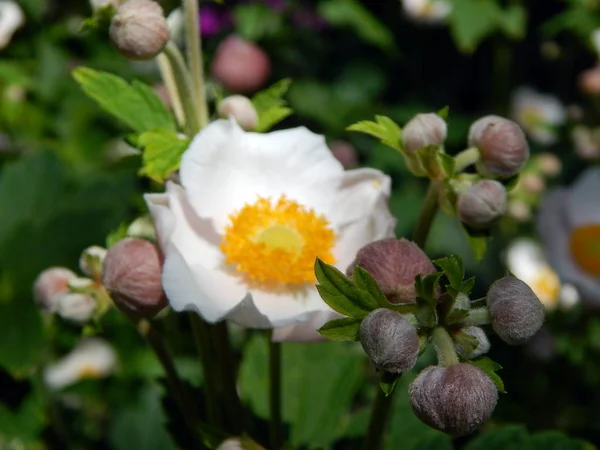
89,0,119,12
537,168,600,309
145,119,395,333
44,338,117,391
511,87,566,146
402,0,451,24
505,238,578,311
0,1,24,50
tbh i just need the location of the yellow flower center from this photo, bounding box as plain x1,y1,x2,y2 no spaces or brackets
530,266,561,309
569,224,600,276
77,364,103,379
220,195,336,285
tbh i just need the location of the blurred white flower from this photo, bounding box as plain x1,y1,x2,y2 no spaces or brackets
0,1,24,49
511,87,566,145
44,338,117,391
145,119,395,332
505,238,578,310
402,0,451,23
55,292,97,324
537,168,600,308
572,125,600,161
89,0,119,12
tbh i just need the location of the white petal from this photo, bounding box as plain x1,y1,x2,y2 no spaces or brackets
179,119,343,231
272,310,343,342
56,293,96,324
0,2,24,49
505,238,547,284
567,167,600,226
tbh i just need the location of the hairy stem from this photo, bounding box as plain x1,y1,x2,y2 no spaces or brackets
461,306,491,327
431,326,459,367
454,147,480,173
413,181,440,249
183,0,208,128
156,53,186,129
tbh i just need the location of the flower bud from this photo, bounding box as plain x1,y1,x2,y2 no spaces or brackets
55,292,97,324
102,238,167,318
109,0,169,61
579,67,600,96
454,326,490,359
469,115,529,177
347,238,437,304
360,308,419,373
409,363,498,436
402,113,447,153
457,180,508,229
486,276,545,345
218,95,259,130
535,153,561,176
79,246,107,281
34,267,77,312
211,35,271,93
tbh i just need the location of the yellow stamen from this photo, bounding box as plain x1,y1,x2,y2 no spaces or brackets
530,266,561,309
77,364,103,379
220,196,336,285
570,224,600,276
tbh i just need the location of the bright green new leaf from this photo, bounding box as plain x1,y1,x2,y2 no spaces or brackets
138,130,191,183
433,254,464,291
415,272,443,308
449,0,501,53
351,266,387,308
437,105,450,120
252,79,294,132
465,229,487,261
499,4,527,40
380,372,400,396
72,67,176,133
318,317,363,341
347,115,403,151
467,356,505,393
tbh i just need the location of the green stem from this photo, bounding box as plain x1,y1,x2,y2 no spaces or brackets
269,336,283,450
431,326,459,367
461,306,491,327
162,41,202,134
413,181,440,249
454,147,480,173
183,0,209,128
156,53,186,128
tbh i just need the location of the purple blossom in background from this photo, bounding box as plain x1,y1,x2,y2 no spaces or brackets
199,5,230,38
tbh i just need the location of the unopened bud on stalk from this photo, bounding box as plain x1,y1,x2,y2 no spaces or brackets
218,95,258,130
457,180,508,228
55,292,97,324
109,0,169,61
409,363,498,436
347,238,437,304
455,326,490,359
34,267,77,312
102,238,167,317
360,308,419,373
469,115,529,177
402,113,447,153
79,246,107,281
486,276,545,345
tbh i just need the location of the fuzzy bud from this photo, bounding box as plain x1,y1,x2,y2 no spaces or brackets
402,113,447,153
454,326,490,359
102,238,167,318
79,246,107,281
469,115,529,177
347,238,437,304
360,309,419,373
218,95,259,130
457,180,508,228
109,0,169,61
34,267,77,312
486,276,545,345
409,363,498,436
211,35,271,93
55,293,97,324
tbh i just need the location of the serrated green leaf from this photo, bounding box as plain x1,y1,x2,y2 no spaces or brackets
347,115,402,151
252,79,293,132
380,372,401,396
138,130,190,182
453,328,480,358
415,272,443,308
72,67,175,133
433,255,464,290
318,317,362,341
446,308,470,326
460,277,475,296
314,259,372,318
352,266,387,308
449,0,502,53
467,356,505,393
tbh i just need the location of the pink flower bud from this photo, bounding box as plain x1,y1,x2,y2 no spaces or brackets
469,115,529,177
402,113,447,153
457,180,508,229
34,267,77,312
536,152,561,176
347,238,437,304
218,95,259,130
579,67,600,96
360,308,420,373
330,140,359,169
102,238,167,318
211,35,271,93
109,0,169,61
409,363,498,436
486,276,545,345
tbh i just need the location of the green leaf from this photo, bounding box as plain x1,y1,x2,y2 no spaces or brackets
318,0,394,52
464,425,528,450
460,276,475,296
347,115,402,151
436,106,449,120
0,381,45,443
252,79,293,132
314,259,374,317
449,0,501,53
233,3,284,41
138,130,191,183
499,4,527,40
106,223,130,248
453,328,480,356
433,255,464,291
462,225,488,261
380,372,400,396
72,67,176,133
352,266,388,307
446,308,470,326
318,317,362,341
467,356,505,393
415,272,443,308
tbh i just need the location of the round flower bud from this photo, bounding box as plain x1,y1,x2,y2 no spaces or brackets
102,238,167,318
218,95,259,130
211,35,271,93
457,180,508,229
360,308,419,373
109,0,169,61
486,276,545,345
455,326,490,359
347,238,437,304
402,113,447,153
55,292,97,324
469,115,529,177
409,363,498,436
34,267,77,312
